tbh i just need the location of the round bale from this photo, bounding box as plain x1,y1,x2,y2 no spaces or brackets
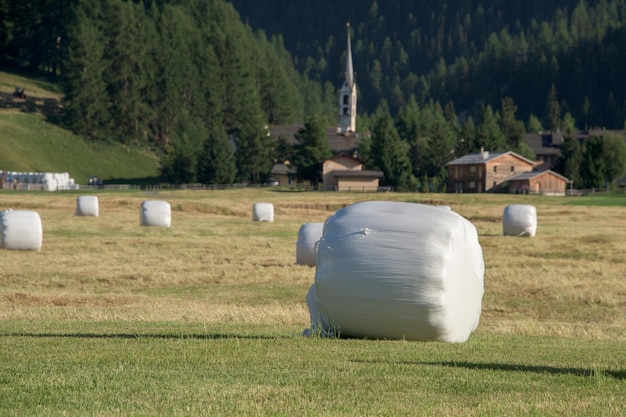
296,222,324,266
0,210,43,251
310,201,484,343
503,204,537,237
140,200,171,227
252,202,274,222
75,195,99,217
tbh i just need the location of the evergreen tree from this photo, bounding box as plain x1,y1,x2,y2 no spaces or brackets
273,135,295,164
159,135,197,184
396,95,421,142
580,135,626,188
457,117,476,156
526,114,543,133
580,136,606,188
475,105,507,151
197,128,237,185
561,112,577,133
543,84,561,131
293,115,331,186
254,30,301,124
102,1,150,143
424,102,456,181
499,97,526,151
555,134,582,187
370,111,416,191
62,3,112,140
601,135,626,186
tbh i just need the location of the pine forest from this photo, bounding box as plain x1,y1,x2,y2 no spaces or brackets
2,0,626,189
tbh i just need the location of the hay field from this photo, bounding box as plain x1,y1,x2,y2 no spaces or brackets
2,189,626,416
1,189,625,340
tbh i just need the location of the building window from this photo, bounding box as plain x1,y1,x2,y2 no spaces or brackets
343,95,349,105
511,166,515,174
493,166,497,173
469,165,477,173
469,181,475,189
455,167,459,179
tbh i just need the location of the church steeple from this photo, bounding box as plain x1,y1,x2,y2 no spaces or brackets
338,22,357,135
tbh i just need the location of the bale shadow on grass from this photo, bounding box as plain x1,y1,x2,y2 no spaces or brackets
3,332,283,340
424,361,626,380
351,359,626,380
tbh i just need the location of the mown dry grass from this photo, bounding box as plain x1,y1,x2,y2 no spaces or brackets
1,189,625,341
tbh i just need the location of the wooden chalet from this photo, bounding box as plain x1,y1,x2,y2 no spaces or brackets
446,150,537,193
507,170,570,196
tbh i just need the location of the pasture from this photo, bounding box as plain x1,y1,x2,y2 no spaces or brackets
0,189,625,416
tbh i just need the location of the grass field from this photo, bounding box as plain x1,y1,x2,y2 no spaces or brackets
0,190,625,416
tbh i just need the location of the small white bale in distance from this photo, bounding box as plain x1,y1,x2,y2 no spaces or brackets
503,204,537,237
0,210,43,251
140,200,171,227
311,201,484,343
252,202,274,222
296,222,324,266
75,196,99,217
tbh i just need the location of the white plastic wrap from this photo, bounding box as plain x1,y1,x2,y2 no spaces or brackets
252,203,274,222
140,200,171,227
503,204,537,237
75,196,99,217
296,222,324,266
310,201,484,343
0,210,43,251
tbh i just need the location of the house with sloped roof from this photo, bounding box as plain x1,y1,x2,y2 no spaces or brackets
446,149,571,195
446,150,537,193
507,170,571,196
322,153,383,191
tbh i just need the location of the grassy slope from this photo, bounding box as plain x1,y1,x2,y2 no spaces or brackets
0,70,160,185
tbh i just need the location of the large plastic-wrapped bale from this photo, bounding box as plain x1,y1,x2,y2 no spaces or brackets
311,201,484,343
140,200,171,227
0,210,43,251
75,196,99,217
296,222,324,266
503,204,537,237
252,203,274,222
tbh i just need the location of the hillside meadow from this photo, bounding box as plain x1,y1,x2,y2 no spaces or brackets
0,70,160,185
0,189,625,416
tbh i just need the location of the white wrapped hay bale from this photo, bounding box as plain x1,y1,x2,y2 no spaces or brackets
311,201,484,343
0,210,43,251
75,196,99,217
296,222,324,266
140,200,171,227
503,204,537,237
252,203,274,222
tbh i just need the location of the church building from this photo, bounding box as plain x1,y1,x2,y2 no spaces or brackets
269,23,383,191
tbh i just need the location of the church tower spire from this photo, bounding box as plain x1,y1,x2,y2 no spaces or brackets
338,22,357,135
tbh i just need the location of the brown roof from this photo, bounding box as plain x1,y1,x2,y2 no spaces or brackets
270,163,296,175
509,169,570,182
270,124,363,154
446,151,535,166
